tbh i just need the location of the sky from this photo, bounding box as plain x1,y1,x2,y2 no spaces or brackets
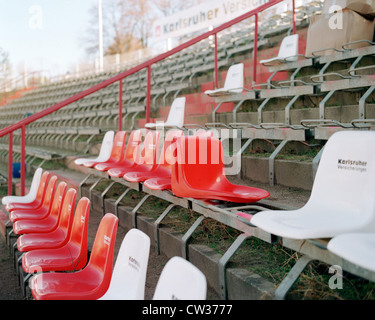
0,0,98,78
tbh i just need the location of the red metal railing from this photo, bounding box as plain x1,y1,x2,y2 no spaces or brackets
0,0,296,196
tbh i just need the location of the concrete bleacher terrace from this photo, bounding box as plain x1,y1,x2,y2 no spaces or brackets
1,0,375,300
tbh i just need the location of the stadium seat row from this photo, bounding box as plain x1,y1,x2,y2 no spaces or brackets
74,129,270,203
76,128,375,276
3,172,207,300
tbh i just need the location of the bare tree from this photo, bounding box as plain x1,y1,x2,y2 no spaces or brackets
0,47,10,81
82,0,200,57
83,0,153,57
153,0,196,16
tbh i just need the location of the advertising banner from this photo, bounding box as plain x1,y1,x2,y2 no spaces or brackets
152,0,272,41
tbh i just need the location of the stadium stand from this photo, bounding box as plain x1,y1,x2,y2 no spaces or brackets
1,0,375,300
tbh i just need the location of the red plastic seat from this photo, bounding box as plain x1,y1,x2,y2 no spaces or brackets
102,129,143,174
171,136,270,203
22,197,91,274
84,131,127,169
12,181,67,235
9,175,58,223
30,213,118,300
6,171,50,213
17,188,77,253
108,130,159,178
144,130,203,190
124,129,183,183
143,177,174,191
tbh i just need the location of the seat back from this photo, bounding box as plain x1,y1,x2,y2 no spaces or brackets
28,168,43,200
173,136,224,190
160,130,184,170
223,63,244,93
41,175,58,211
68,197,91,265
123,129,143,163
87,213,119,296
57,188,77,237
97,131,115,161
164,97,186,128
35,171,50,205
137,130,160,167
109,131,127,161
307,131,375,232
2,168,43,205
67,197,90,270
49,181,67,221
100,228,150,300
153,256,207,300
278,34,299,61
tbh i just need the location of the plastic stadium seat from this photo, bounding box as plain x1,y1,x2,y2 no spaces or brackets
5,171,50,212
142,130,184,190
153,256,207,300
30,213,118,300
22,197,90,273
145,97,186,129
108,130,160,178
260,34,299,65
12,181,66,235
17,188,77,253
9,175,58,223
204,63,244,97
171,136,270,203
327,233,375,272
2,168,43,205
99,228,151,300
84,131,127,168
74,131,114,166
95,129,142,172
124,129,184,184
251,131,375,239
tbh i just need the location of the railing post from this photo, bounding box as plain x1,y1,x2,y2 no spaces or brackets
21,125,26,196
292,0,297,34
146,66,151,123
252,13,259,87
8,132,13,196
119,79,123,131
214,33,218,89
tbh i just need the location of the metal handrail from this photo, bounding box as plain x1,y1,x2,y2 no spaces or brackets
0,0,296,195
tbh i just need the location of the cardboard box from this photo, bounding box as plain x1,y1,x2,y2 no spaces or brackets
323,0,375,18
305,9,375,56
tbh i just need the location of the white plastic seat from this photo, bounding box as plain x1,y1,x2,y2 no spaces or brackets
74,131,114,166
145,97,186,129
251,131,375,239
99,228,150,300
153,256,207,300
327,233,375,272
204,63,244,97
260,34,299,65
2,168,43,205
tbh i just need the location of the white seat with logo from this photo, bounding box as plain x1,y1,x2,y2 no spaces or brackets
153,256,207,300
204,63,244,97
99,228,151,300
145,97,186,129
74,131,114,165
260,34,299,66
251,131,375,239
